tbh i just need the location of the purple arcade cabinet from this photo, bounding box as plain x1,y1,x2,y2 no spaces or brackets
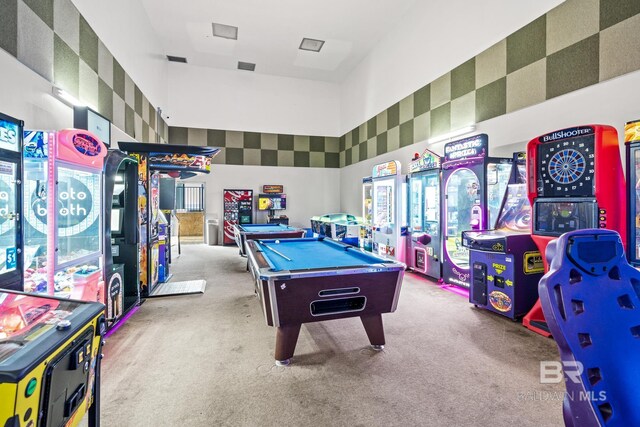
441,134,511,290
462,153,544,319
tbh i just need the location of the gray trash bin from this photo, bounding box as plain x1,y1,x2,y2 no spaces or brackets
206,219,219,246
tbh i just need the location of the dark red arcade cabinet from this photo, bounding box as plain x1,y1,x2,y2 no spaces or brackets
524,125,626,337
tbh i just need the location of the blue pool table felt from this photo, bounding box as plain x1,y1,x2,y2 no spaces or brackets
256,238,388,271
241,224,297,232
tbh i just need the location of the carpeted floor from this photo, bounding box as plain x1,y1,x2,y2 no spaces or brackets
98,244,565,427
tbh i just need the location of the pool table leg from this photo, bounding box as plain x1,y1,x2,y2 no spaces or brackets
275,324,302,366
361,314,385,350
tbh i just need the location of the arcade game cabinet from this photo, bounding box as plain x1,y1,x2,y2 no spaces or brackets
524,125,626,336
103,150,139,329
360,177,373,251
222,190,253,245
463,153,544,319
0,113,23,291
118,142,220,297
625,119,640,267
158,177,177,282
22,130,107,302
0,289,105,427
371,160,406,261
406,148,442,280
441,134,511,289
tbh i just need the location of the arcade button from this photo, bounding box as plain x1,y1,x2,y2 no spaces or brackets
25,378,37,397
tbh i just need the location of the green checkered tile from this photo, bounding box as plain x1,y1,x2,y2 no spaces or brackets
54,33,79,97
79,59,99,109
149,106,156,130
112,58,125,99
451,91,476,129
325,137,339,153
546,34,599,100
507,15,546,74
261,133,277,150
168,126,187,145
23,0,53,29
310,136,324,152
351,144,359,163
244,132,261,149
206,127,227,147
367,117,376,139
310,152,325,167
476,78,506,122
294,151,310,167
261,149,278,166
430,73,451,109
339,151,345,168
351,127,359,148
226,147,243,165
451,58,476,99
278,151,294,167
225,131,243,148
278,134,294,150
339,135,345,152
97,77,113,121
399,94,414,124
400,119,413,148
0,0,17,57
387,126,400,152
345,147,352,166
53,0,79,54
413,84,430,117
359,122,367,143
79,15,98,73
134,85,143,115
359,140,367,161
244,148,261,166
187,128,206,146
293,135,310,151
430,103,451,137
212,150,225,165
414,112,430,143
377,131,388,156
367,137,377,159
600,0,640,31
325,152,339,168
142,122,149,142
387,102,400,128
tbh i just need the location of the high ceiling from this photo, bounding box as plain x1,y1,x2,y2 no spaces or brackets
139,0,562,84
140,0,418,82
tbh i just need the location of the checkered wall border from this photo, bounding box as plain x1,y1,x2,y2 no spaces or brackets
1,0,169,144
168,127,340,168
338,0,640,167
3,0,639,167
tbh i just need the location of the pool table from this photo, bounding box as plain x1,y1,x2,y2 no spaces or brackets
246,237,405,365
234,223,306,256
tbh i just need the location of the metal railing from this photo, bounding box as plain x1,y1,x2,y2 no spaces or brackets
176,183,205,212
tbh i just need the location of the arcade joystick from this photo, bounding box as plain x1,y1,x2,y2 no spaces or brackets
416,234,432,245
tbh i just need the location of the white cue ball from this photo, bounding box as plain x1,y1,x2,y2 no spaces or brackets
275,240,280,244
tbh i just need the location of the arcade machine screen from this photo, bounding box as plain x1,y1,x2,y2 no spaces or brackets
409,178,423,231
445,168,480,268
56,167,101,265
487,162,512,228
111,208,123,235
0,161,18,275
410,173,439,236
533,135,597,236
494,183,531,233
363,181,373,224
633,150,640,260
374,180,394,227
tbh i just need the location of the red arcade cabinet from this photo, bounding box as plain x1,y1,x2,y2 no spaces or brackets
524,125,626,336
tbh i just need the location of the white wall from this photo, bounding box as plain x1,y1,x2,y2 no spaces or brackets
167,63,341,136
339,0,563,134
70,0,168,111
188,164,341,240
340,69,640,215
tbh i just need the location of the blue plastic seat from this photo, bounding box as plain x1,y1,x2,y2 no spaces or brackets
539,229,640,427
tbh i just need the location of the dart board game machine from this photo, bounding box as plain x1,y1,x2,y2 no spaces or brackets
463,152,544,319
524,125,626,336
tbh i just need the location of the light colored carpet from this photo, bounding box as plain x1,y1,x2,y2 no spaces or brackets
99,244,565,427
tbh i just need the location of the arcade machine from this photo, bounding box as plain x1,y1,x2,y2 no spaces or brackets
371,160,406,261
23,129,106,302
257,193,288,225
0,113,23,291
0,289,105,427
625,119,640,267
360,177,373,251
406,148,442,280
441,134,511,289
118,142,220,297
462,153,544,319
523,125,626,336
223,189,253,245
103,150,139,329
158,177,177,282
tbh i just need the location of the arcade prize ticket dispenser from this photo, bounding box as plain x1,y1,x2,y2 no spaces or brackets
0,113,23,291
463,153,544,319
371,160,406,261
406,148,442,280
441,134,511,289
23,129,106,302
0,289,105,427
625,119,640,267
524,125,626,336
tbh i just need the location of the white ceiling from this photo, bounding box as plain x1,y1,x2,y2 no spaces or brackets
140,0,422,83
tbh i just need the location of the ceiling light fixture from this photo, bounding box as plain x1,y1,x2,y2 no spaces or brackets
427,125,477,145
237,61,256,72
212,22,238,40
51,86,95,109
167,55,187,63
299,37,325,52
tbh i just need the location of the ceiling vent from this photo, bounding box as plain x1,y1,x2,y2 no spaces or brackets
299,38,325,52
238,61,256,71
212,22,238,40
167,55,187,63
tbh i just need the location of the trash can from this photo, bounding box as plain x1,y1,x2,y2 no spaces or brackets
206,219,219,246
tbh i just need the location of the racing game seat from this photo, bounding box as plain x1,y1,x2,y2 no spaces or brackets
539,229,640,427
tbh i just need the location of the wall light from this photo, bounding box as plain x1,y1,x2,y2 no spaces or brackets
51,86,98,111
427,125,476,145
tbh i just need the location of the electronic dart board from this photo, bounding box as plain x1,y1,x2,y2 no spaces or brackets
524,125,626,337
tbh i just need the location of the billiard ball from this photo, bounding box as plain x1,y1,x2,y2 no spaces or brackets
275,240,280,244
